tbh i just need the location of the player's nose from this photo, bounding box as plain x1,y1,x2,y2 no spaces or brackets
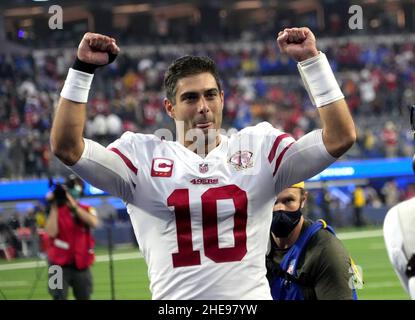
198,96,210,114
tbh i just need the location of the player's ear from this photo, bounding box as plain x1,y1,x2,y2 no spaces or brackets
301,191,308,209
164,98,175,119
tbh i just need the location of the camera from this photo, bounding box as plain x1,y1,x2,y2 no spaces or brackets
48,175,84,206
48,179,68,206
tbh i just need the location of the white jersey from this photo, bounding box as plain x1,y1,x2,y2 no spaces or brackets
71,122,335,299
384,198,415,299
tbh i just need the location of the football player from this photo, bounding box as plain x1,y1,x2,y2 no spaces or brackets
50,28,356,299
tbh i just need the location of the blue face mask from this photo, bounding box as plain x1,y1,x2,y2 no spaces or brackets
69,185,82,199
271,207,302,238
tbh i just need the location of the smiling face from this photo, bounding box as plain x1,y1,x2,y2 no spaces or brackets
164,72,224,151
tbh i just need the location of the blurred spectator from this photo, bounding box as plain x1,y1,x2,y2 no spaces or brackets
353,186,366,227
365,186,383,208
402,183,415,201
6,213,23,257
8,137,25,179
35,205,47,229
106,112,123,142
361,128,379,158
0,139,8,177
382,121,399,158
23,209,40,257
91,112,108,146
381,180,401,207
8,213,21,231
1,36,415,179
0,216,20,260
359,69,376,115
401,130,414,158
320,184,333,226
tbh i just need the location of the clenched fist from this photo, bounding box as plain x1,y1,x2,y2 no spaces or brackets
77,32,120,66
277,27,319,62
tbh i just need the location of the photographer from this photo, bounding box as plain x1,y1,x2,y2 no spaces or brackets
45,174,99,300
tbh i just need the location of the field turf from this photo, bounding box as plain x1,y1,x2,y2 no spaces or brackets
0,227,408,300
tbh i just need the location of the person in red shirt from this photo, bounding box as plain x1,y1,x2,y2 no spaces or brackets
45,175,99,300
382,121,399,158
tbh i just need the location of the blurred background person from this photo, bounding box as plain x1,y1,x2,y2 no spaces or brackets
320,182,333,226
381,180,400,207
45,174,100,300
352,186,366,227
382,121,398,158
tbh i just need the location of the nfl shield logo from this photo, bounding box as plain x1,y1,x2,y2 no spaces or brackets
199,163,209,173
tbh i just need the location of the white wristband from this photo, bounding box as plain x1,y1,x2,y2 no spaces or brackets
297,52,344,108
60,68,94,103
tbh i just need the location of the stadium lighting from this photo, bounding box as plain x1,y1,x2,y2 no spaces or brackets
17,30,25,39
234,1,262,10
113,4,151,14
5,7,44,17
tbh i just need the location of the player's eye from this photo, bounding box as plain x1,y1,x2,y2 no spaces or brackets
283,198,295,205
183,94,198,103
205,92,217,100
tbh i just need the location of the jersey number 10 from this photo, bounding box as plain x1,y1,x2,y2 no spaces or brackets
167,185,248,267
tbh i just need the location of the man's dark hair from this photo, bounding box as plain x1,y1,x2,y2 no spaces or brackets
163,55,222,104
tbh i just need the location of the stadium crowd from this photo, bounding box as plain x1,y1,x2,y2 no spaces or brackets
0,36,414,180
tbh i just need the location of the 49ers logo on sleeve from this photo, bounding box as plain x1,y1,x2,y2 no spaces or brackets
228,150,253,171
151,158,174,177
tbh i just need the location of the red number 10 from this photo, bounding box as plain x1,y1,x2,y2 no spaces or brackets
167,185,248,268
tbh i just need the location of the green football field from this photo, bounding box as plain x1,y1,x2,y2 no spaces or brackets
0,227,409,300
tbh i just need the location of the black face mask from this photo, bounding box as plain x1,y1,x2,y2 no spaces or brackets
271,207,302,238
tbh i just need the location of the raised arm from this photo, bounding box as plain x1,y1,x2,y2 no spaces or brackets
277,27,356,158
66,192,100,229
51,97,86,165
50,32,120,165
50,34,136,203
45,203,59,238
317,99,355,158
